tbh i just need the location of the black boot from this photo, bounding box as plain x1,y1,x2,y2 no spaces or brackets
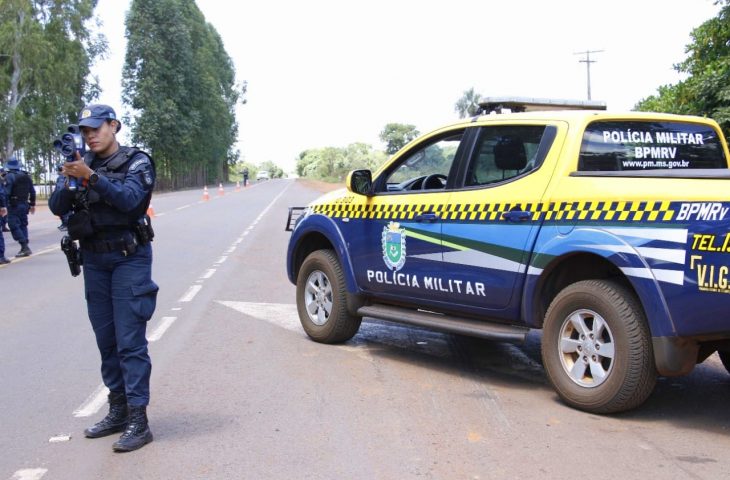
84,391,128,438
112,405,153,452
15,243,31,257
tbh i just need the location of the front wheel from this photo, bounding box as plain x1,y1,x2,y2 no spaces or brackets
296,249,362,343
541,279,657,413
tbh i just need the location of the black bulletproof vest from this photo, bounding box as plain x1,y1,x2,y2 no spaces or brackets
83,146,154,230
9,171,32,202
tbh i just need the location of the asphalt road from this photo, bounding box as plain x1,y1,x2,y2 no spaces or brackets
1,179,729,480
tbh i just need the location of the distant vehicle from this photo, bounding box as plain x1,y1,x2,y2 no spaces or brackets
257,170,270,181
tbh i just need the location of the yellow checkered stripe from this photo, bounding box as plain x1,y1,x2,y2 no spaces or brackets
311,200,676,222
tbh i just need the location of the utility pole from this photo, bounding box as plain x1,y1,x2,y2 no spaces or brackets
574,49,604,100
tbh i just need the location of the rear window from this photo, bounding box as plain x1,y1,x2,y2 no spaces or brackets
579,121,727,171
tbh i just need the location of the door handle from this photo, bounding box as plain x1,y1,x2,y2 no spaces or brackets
501,210,532,222
414,213,440,223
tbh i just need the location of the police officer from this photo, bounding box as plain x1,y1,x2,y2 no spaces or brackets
0,170,9,264
54,166,70,231
242,167,249,187
49,104,158,452
0,165,9,233
4,157,35,257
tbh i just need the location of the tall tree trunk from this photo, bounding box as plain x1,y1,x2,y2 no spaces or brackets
4,9,26,160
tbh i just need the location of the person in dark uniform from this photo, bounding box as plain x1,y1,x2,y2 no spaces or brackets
4,157,36,257
54,166,71,231
49,104,158,452
242,167,249,187
0,165,9,233
0,171,9,264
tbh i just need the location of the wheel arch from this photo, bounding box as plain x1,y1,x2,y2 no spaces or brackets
286,215,359,294
523,228,676,339
526,252,627,328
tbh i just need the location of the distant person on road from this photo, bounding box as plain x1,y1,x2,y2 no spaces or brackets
0,170,8,264
4,157,36,257
49,104,158,453
242,167,249,187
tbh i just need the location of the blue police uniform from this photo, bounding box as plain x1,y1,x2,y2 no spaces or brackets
49,104,158,452
0,167,7,235
54,170,71,230
0,177,8,263
4,158,35,257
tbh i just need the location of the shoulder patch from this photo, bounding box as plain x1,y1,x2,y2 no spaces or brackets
129,156,151,173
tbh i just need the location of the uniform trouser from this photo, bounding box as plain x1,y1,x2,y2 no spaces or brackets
82,243,159,406
0,224,4,257
8,203,29,244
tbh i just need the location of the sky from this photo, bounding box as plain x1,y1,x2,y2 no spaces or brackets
93,0,722,173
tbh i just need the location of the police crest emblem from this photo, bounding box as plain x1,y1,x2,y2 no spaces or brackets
382,221,407,271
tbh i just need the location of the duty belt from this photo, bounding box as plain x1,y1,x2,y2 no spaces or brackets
81,234,138,256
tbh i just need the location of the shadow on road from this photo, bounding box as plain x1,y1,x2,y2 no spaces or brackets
352,319,730,433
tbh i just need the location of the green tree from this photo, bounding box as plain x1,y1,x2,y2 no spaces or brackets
296,143,388,182
454,87,482,118
123,0,244,189
258,160,283,179
0,0,104,177
635,1,730,136
343,142,386,172
379,123,419,155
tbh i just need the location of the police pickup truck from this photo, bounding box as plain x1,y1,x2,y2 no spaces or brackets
285,97,730,413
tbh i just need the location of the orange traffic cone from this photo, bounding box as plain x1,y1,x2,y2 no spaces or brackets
202,185,210,201
218,183,224,196
235,181,241,192
147,203,155,218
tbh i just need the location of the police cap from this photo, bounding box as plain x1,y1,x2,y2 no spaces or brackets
5,157,20,170
78,104,122,132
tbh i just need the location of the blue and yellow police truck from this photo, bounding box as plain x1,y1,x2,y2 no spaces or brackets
286,97,730,413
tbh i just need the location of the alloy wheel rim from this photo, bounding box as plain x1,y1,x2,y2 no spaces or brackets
304,270,333,326
557,309,616,387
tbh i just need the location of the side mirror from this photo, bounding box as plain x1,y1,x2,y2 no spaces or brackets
346,169,373,196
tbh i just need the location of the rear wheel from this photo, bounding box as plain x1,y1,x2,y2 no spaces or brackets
542,279,657,413
296,249,362,343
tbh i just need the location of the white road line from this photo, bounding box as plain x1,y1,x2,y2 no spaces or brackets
3,245,60,265
255,182,291,221
73,383,109,418
225,247,236,254
175,205,191,211
147,316,177,342
171,307,182,311
215,256,227,264
11,469,48,480
201,268,216,279
179,285,202,302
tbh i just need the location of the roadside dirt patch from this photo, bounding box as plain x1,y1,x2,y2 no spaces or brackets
297,178,343,193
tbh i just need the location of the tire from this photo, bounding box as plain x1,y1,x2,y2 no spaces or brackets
718,351,730,374
296,249,362,343
541,279,657,414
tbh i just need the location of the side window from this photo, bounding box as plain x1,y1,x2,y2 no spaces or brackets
465,125,548,187
381,132,463,192
579,121,728,171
